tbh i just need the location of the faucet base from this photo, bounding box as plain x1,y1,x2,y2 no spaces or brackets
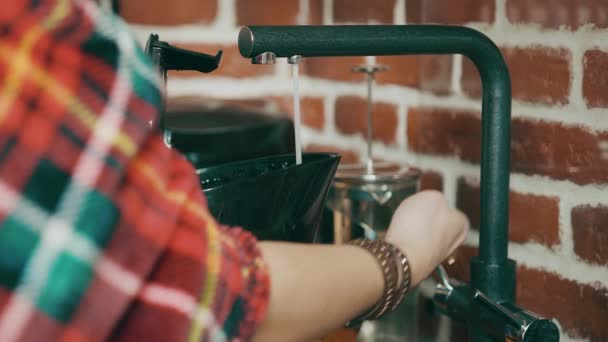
470,257,516,303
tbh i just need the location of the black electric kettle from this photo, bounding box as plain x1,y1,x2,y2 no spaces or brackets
144,35,340,243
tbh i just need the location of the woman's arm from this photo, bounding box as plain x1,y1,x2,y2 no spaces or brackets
254,242,384,341
254,190,469,341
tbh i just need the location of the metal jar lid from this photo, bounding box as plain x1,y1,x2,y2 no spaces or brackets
333,161,421,189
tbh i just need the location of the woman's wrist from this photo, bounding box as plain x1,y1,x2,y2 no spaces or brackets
345,239,412,326
385,233,426,287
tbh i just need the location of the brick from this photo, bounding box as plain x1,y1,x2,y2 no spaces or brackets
303,57,367,82
119,0,217,25
270,96,325,131
420,56,452,95
507,0,608,30
167,44,273,79
572,205,608,266
456,178,560,246
333,0,396,24
236,0,299,25
406,0,495,24
335,96,398,145
407,108,481,163
408,108,608,185
375,56,419,88
305,144,360,164
517,266,608,341
309,0,324,25
419,171,443,191
583,49,608,108
462,47,571,105
510,119,608,185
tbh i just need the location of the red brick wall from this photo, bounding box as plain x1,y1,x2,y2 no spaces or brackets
118,0,608,340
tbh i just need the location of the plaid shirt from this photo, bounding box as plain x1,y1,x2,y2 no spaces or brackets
0,1,270,341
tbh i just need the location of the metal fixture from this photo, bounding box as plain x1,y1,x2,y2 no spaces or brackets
238,25,559,341
288,55,303,65
351,64,389,174
252,51,277,64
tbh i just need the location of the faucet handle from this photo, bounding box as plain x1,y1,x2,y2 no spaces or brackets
473,290,560,342
431,266,560,341
145,34,223,75
432,266,470,320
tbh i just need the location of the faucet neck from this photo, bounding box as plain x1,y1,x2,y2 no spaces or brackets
239,24,514,302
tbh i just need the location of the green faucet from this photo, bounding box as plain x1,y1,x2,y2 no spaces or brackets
238,25,559,341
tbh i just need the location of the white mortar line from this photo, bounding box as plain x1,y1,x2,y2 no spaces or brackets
324,94,337,136
168,76,291,97
394,0,405,25
169,76,422,103
569,42,585,112
493,0,508,30
396,103,407,150
418,92,608,131
215,0,236,29
130,25,240,45
509,173,608,204
558,196,576,258
323,0,333,25
442,166,458,208
467,21,608,50
559,334,588,342
450,54,463,95
298,0,310,25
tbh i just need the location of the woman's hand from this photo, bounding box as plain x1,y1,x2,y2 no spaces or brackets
385,190,469,286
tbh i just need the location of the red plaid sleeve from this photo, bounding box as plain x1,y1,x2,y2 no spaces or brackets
0,0,270,341
106,136,270,342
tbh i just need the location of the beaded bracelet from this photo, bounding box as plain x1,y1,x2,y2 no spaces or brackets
346,239,412,327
